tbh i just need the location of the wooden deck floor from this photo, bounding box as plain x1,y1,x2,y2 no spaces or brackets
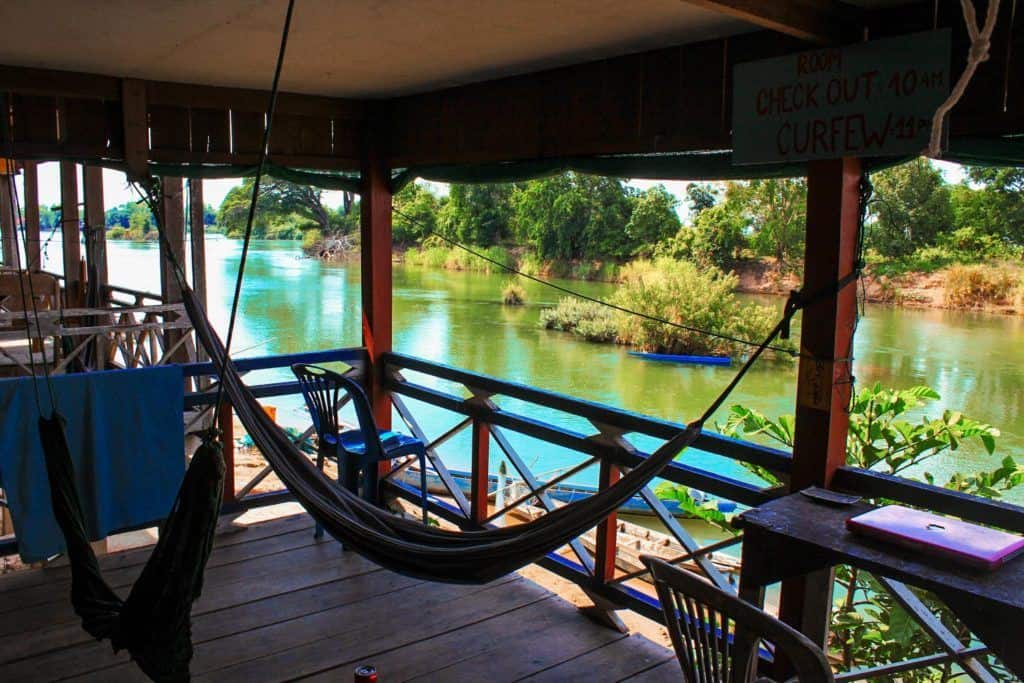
0,511,678,682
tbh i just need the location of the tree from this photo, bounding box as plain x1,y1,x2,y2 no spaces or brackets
625,185,681,256
393,183,443,245
512,173,632,260
259,178,333,233
105,203,132,228
215,177,336,238
440,183,514,246
869,158,953,257
38,205,57,230
128,202,153,234
953,166,1024,246
725,179,807,265
686,182,718,216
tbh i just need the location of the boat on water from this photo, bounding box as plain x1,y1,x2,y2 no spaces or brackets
627,351,731,366
396,467,738,518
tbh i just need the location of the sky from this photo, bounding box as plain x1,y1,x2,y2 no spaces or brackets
19,159,966,220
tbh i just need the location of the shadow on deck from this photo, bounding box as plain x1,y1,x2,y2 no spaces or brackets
0,509,677,682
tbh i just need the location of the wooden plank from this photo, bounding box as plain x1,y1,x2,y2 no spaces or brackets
159,176,186,303
520,632,676,682
2,541,374,679
0,526,325,619
62,98,114,157
9,565,406,681
0,513,313,595
83,166,107,299
189,107,231,160
396,598,626,681
120,79,148,181
22,161,40,270
148,104,191,155
679,0,843,44
193,575,539,682
621,657,685,682
9,94,59,146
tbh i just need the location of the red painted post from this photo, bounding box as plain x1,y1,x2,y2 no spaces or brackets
594,461,620,582
218,401,236,504
359,148,392,432
777,156,862,648
470,419,491,524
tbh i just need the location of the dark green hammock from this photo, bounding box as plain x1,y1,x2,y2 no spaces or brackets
38,413,224,682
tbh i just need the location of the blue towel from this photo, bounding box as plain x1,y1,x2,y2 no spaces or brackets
0,366,185,562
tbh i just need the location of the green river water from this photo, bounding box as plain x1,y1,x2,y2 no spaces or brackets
40,238,1024,503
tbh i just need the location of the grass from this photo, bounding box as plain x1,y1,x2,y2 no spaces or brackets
501,279,526,305
404,244,513,273
944,265,1020,309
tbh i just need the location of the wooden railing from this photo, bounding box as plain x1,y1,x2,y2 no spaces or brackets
3,345,1021,680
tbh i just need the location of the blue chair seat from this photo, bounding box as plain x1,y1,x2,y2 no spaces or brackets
292,363,429,539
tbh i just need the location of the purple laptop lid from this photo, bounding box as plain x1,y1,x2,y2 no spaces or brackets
847,505,1024,570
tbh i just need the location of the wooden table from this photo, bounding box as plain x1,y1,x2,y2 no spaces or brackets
737,492,1024,678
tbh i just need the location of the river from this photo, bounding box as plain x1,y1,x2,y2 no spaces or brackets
38,237,1024,502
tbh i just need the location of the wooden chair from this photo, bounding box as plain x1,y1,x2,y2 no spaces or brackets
642,556,834,683
292,363,428,538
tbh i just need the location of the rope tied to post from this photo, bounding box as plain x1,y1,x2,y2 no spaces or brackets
927,0,1001,158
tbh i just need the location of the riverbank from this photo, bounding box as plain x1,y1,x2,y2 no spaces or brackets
394,242,1024,317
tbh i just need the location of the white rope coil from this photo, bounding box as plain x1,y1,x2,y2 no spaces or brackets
927,0,1001,157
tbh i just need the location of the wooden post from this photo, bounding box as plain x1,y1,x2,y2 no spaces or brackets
59,161,82,307
359,148,392,431
594,461,620,583
23,161,40,270
0,172,16,268
121,79,149,182
188,179,207,311
778,157,862,648
83,167,108,303
159,177,186,304
470,418,490,524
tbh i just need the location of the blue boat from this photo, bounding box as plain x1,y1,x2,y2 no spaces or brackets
397,468,738,518
628,351,732,366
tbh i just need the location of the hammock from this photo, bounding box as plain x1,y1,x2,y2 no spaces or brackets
182,282,705,583
37,414,224,682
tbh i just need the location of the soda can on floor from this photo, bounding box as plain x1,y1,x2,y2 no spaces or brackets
354,664,378,682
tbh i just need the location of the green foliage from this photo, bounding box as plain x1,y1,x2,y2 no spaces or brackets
625,185,681,256
956,166,1024,246
870,158,954,257
394,183,444,245
38,205,57,230
686,182,718,216
511,173,632,260
105,203,133,228
653,483,735,533
128,202,154,234
215,177,343,239
440,183,514,246
538,298,618,342
302,228,323,251
107,227,128,240
726,178,807,266
539,259,791,357
659,204,747,268
404,241,512,274
718,383,1015,681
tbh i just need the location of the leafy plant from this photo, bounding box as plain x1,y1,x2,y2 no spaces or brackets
717,383,1017,681
653,483,735,533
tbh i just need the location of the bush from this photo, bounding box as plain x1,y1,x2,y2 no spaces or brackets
501,279,526,306
405,243,512,273
944,265,1018,308
613,258,787,357
538,298,618,343
540,258,793,357
302,229,323,251
107,227,127,239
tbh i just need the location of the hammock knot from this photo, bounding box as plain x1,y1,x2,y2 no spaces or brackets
969,38,992,63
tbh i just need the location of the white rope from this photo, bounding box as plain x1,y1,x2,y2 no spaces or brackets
927,0,1001,157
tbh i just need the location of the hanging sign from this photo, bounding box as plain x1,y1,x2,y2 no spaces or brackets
732,30,951,165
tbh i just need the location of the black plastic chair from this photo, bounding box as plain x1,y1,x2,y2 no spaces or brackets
642,556,834,683
292,364,428,537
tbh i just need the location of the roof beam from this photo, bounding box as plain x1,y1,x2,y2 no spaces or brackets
678,0,843,44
